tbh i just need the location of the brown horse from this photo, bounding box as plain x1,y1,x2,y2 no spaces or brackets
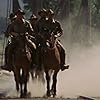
41,33,61,97
12,33,36,97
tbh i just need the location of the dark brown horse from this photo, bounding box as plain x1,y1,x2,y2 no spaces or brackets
41,33,61,97
12,33,36,97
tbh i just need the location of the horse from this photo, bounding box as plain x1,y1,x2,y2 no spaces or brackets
27,34,45,83
12,33,36,98
41,32,61,97
30,66,45,83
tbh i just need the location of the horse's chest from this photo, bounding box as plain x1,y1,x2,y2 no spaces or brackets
15,49,31,63
43,48,60,66
13,23,28,33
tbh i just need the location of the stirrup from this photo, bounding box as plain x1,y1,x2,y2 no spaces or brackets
61,65,69,71
1,65,12,72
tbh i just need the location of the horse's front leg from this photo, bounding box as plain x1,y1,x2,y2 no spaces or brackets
13,70,20,92
45,71,51,97
24,72,29,95
24,81,27,95
20,76,23,98
51,70,58,97
30,70,35,80
19,69,24,98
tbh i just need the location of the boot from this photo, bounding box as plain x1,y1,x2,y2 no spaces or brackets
58,47,69,71
60,64,69,71
1,47,12,72
1,65,12,72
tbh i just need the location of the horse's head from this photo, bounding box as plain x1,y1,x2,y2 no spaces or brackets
45,32,56,49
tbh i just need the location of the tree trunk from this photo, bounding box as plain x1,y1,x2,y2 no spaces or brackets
58,0,70,20
80,0,91,45
31,0,42,15
13,0,21,13
71,0,91,46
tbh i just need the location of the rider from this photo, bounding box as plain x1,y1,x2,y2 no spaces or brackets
29,14,38,30
34,8,48,69
5,13,17,37
35,8,48,38
35,8,69,71
2,13,17,71
45,9,69,71
2,9,36,72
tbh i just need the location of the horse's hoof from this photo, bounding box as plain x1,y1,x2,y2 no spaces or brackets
43,94,47,98
53,94,56,98
26,92,31,97
20,93,24,98
16,86,19,92
50,89,56,98
20,92,28,98
43,94,50,98
46,92,51,97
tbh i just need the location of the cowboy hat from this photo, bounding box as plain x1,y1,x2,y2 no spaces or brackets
47,9,54,15
15,9,25,15
38,8,47,16
29,14,38,20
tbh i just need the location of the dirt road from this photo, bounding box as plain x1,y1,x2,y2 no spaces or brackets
0,70,97,100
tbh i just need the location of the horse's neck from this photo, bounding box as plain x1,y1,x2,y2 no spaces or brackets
42,44,57,54
15,43,27,54
48,45,56,50
48,40,57,50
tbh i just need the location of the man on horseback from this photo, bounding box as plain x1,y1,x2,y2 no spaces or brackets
35,8,69,71
46,9,69,71
2,9,37,72
34,9,48,69
2,13,17,71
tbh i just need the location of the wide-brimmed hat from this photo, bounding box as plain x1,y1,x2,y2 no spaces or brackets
9,13,17,20
47,9,54,15
15,9,25,15
29,14,38,20
38,8,47,16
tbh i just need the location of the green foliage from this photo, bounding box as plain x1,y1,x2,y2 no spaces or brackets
90,0,100,27
24,3,32,12
70,0,81,16
42,0,62,15
23,0,100,28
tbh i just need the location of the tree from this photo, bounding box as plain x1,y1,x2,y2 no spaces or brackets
71,0,91,45
13,0,21,13
42,0,70,20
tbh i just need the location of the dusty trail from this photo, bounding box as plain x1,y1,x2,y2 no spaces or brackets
0,43,100,100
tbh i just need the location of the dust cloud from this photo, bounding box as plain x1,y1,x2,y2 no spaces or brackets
27,28,100,98
1,20,100,99
28,78,45,97
26,17,100,98
57,44,100,98
26,42,100,98
43,18,100,98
